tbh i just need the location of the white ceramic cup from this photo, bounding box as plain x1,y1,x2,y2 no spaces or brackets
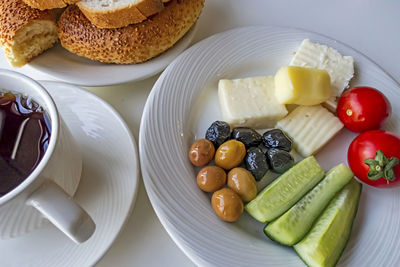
0,70,95,243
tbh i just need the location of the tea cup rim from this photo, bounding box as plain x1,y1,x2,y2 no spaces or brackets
0,69,59,205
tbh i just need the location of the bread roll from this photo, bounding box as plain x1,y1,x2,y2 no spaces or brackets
77,0,164,29
58,0,204,64
0,0,59,67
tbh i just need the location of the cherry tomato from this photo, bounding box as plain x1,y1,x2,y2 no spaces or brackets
337,87,391,132
348,130,400,188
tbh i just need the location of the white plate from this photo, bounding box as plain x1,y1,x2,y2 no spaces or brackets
140,26,400,266
0,25,197,86
0,81,139,266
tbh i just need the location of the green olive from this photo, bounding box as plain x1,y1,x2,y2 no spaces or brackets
214,140,246,170
188,139,215,167
197,166,226,192
227,167,257,202
211,188,243,222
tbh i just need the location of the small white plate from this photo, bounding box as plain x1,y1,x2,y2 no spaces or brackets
0,81,139,266
0,25,197,86
140,26,400,266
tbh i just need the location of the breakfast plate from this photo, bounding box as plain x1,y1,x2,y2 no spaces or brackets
0,81,139,266
140,26,400,266
0,24,197,86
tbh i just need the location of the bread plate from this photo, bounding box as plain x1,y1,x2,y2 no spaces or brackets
0,23,197,86
139,26,400,266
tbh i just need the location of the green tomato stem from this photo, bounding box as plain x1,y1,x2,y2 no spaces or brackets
364,150,399,182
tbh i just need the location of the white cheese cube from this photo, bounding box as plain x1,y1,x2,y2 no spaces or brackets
218,76,288,129
276,105,343,157
290,39,354,99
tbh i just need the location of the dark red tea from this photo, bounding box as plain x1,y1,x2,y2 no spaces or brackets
0,92,51,197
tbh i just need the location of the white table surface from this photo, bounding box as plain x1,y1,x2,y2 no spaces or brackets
1,1,400,266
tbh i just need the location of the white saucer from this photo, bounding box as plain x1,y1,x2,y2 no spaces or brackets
0,81,139,266
0,25,197,86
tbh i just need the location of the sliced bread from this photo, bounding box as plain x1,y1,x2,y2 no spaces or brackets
0,0,59,67
58,0,204,64
21,0,80,10
21,0,66,10
77,0,164,29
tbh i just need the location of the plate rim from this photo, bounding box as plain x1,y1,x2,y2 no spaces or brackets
0,25,197,87
139,25,400,266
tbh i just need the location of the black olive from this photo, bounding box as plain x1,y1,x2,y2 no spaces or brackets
266,148,295,174
262,129,292,152
245,147,269,181
205,121,231,147
258,143,268,154
231,127,262,148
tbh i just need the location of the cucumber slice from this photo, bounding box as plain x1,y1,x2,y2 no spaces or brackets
245,156,324,222
264,164,354,245
294,179,362,267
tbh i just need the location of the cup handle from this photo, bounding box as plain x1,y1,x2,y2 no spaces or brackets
26,180,95,243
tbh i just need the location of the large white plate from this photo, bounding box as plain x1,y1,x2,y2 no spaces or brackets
140,26,400,266
0,25,196,86
0,81,139,266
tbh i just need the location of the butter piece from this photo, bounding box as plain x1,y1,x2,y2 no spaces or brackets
276,105,343,157
275,66,332,105
218,76,288,129
290,39,354,98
